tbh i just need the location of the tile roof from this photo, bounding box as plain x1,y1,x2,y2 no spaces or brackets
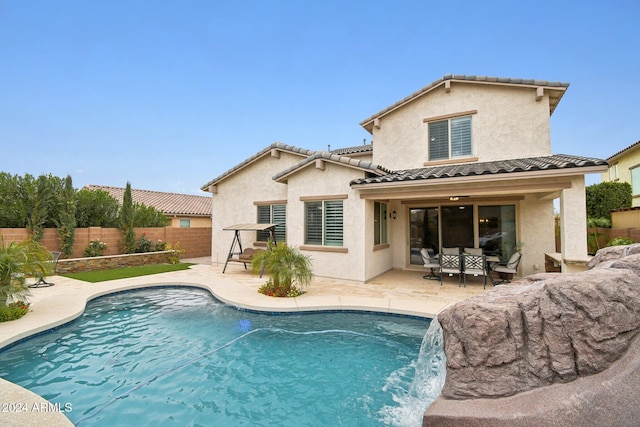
273,150,392,182
200,142,316,190
329,144,373,155
360,74,570,131
84,185,212,216
350,154,608,185
606,140,640,161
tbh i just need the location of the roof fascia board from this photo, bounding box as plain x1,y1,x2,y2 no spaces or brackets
274,157,387,183
201,145,311,190
360,77,569,131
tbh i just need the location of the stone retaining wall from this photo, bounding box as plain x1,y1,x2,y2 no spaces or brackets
56,251,174,274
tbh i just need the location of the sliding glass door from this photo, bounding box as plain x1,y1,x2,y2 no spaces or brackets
409,207,439,265
409,204,515,266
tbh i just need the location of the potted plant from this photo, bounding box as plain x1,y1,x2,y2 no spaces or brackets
0,238,54,307
251,242,313,297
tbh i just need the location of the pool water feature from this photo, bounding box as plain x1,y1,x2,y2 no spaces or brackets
0,287,446,426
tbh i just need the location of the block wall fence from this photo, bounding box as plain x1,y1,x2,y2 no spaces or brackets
0,227,212,259
587,227,640,248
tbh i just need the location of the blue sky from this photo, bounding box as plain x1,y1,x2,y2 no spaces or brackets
1,0,638,194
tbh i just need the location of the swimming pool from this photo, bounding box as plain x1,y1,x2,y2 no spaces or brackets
0,287,445,426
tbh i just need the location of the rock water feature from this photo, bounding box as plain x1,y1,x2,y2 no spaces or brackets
423,244,640,426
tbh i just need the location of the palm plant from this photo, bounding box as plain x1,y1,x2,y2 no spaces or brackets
251,242,313,297
0,238,54,306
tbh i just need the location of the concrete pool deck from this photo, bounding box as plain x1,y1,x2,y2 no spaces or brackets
0,259,491,426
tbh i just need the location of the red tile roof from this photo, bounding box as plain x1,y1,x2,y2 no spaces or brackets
84,185,211,217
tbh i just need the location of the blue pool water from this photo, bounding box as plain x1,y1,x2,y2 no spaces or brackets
0,287,445,426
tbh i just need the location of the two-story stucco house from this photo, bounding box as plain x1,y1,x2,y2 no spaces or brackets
601,140,640,207
201,74,607,282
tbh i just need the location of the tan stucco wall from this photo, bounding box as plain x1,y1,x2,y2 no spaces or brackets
602,145,640,207
285,162,368,281
518,194,555,276
169,216,212,228
210,151,304,265
370,84,552,170
560,176,589,272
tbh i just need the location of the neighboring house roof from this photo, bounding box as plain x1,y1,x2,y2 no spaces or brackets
606,140,640,162
360,74,570,132
200,142,316,190
350,154,607,186
273,150,392,183
329,144,373,156
84,185,212,217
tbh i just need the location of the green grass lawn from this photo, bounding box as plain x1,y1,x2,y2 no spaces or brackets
62,263,194,283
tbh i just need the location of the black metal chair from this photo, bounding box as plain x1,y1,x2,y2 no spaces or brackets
29,251,61,288
440,247,463,286
462,253,488,288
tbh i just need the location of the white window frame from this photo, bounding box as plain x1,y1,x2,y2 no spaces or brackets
256,203,286,242
425,111,475,162
631,166,640,197
304,200,344,247
374,201,388,245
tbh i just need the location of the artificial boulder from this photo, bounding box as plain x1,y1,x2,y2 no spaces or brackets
424,244,640,426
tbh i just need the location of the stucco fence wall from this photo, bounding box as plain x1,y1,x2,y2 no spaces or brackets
0,227,212,259
588,227,640,248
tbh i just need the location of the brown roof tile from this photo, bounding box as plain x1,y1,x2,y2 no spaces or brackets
84,185,212,216
350,154,607,185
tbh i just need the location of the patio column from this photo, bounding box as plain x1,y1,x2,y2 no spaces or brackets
559,176,589,273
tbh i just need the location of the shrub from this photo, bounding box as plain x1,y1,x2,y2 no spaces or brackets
251,242,313,298
258,281,303,297
606,237,636,247
166,242,185,264
84,240,107,257
154,240,168,251
0,238,53,306
0,301,30,322
586,181,632,221
135,232,154,253
587,217,611,228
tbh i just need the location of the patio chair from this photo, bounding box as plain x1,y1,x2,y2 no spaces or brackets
463,247,483,256
29,251,62,288
420,248,441,282
440,247,463,286
462,253,488,288
490,251,522,285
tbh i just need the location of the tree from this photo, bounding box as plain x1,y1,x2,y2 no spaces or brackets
23,174,56,242
133,203,170,227
75,188,120,227
55,175,76,258
0,173,27,227
119,182,136,254
586,181,632,221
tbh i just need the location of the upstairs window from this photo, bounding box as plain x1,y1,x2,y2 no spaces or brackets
631,166,640,197
428,115,472,161
257,204,286,242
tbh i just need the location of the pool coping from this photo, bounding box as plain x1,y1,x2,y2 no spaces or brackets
0,263,467,426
